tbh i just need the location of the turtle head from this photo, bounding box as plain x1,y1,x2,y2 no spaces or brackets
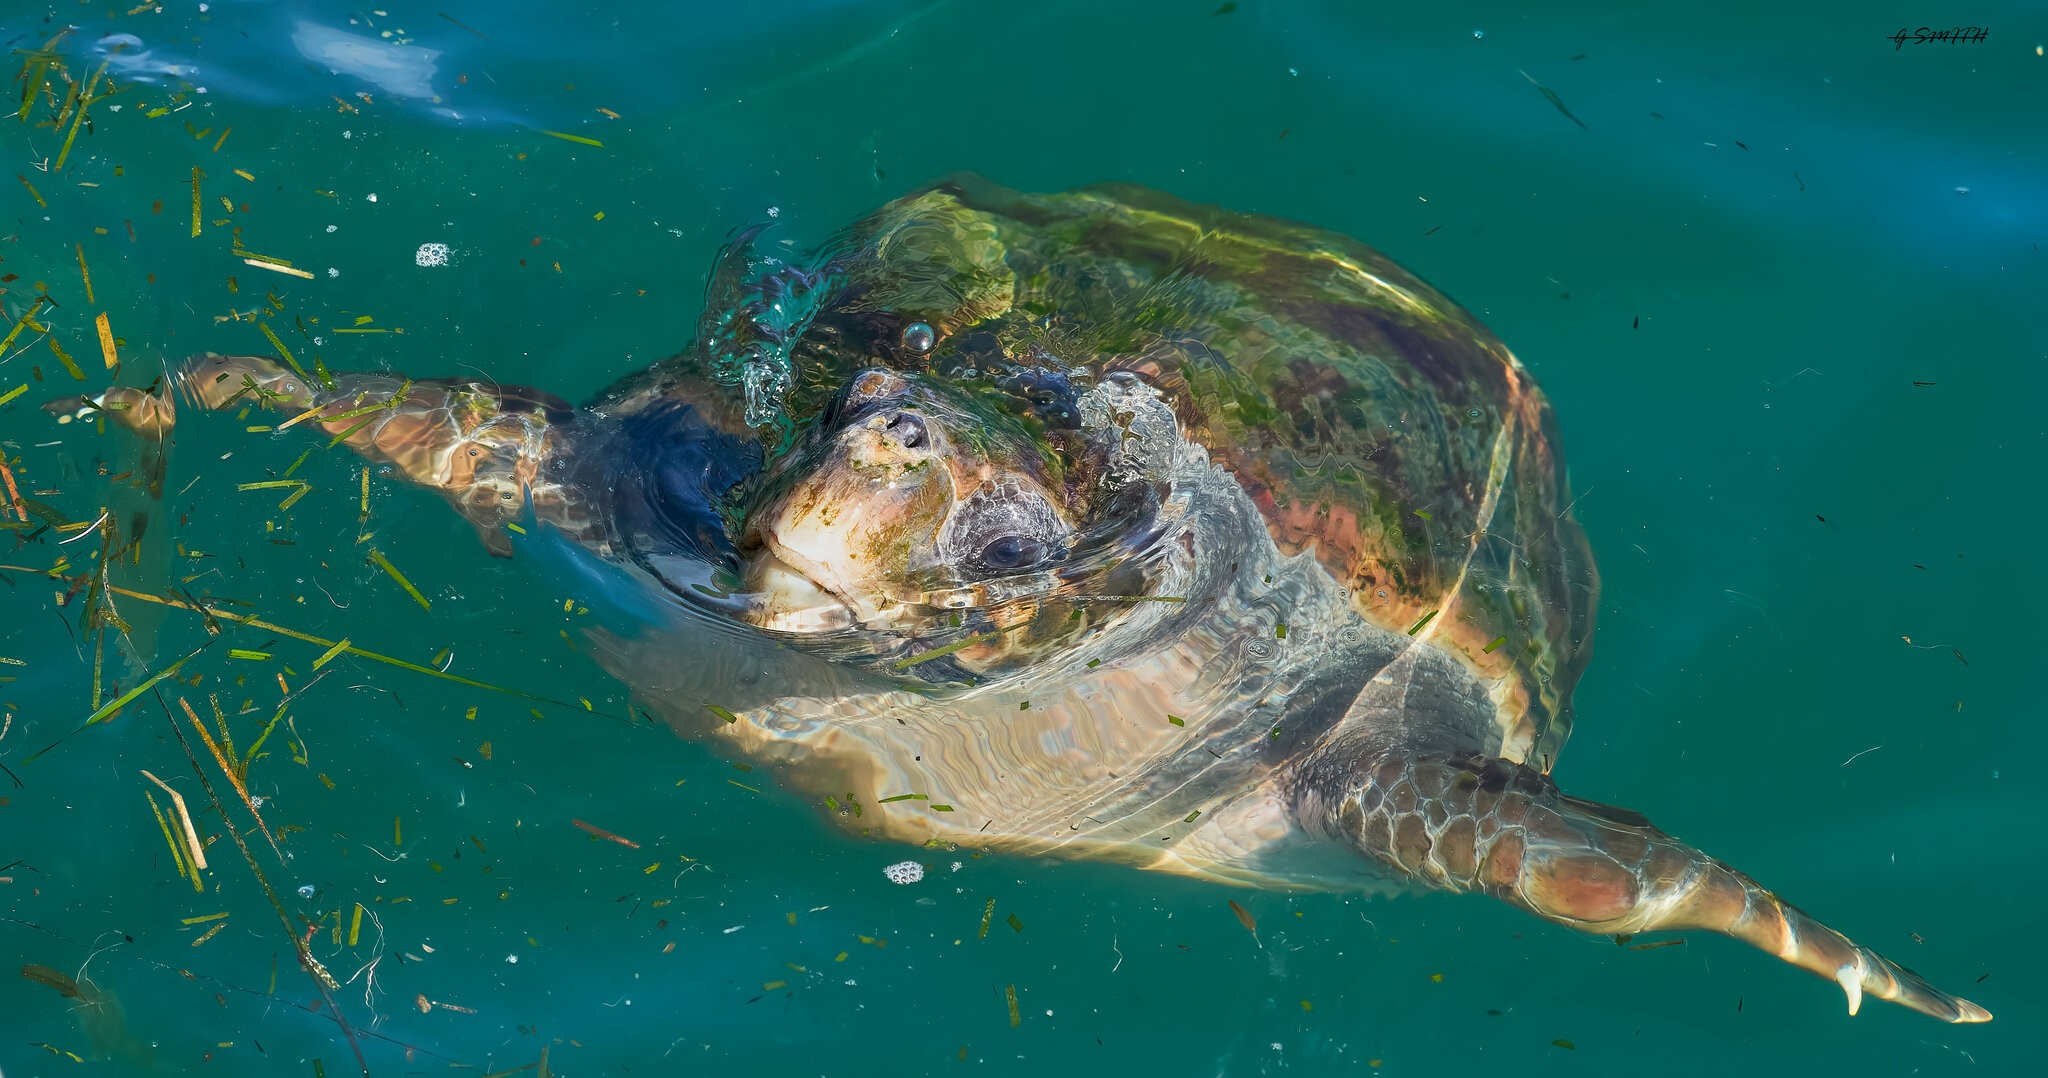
739,367,1081,639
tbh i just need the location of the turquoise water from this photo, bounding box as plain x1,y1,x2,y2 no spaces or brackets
2,1,2040,1074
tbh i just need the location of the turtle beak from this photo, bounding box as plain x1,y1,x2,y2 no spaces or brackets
739,405,956,632
744,547,858,633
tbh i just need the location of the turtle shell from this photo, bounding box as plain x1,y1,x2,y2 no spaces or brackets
695,175,1597,770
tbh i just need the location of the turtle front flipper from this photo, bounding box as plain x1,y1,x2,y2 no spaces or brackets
103,353,590,556
1297,748,1991,1023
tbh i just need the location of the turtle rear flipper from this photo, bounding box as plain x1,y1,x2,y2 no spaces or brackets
1301,749,1991,1023
142,353,591,555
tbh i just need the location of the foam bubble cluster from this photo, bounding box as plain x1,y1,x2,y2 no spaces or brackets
415,242,450,268
882,860,924,885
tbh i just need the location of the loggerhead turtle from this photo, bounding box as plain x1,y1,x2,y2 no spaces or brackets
91,175,1987,1022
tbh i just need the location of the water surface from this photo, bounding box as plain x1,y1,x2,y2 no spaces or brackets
1,1,2039,1074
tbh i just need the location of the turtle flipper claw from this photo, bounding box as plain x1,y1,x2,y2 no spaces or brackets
1307,749,1991,1023
1601,829,1993,1023
1836,964,1863,1016
1767,898,1991,1023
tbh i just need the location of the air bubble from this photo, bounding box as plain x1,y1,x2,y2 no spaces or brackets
883,860,925,884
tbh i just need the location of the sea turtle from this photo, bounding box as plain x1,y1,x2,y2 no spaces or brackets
89,175,1986,1023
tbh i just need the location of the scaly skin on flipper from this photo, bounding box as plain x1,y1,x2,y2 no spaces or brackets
107,354,595,555
1298,743,1991,1023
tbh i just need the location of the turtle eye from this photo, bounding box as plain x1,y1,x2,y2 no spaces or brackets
979,535,1047,571
947,484,1069,575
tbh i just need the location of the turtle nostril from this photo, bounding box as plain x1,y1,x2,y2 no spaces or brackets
884,413,927,449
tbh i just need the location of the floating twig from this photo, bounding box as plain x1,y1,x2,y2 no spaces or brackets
139,769,208,871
